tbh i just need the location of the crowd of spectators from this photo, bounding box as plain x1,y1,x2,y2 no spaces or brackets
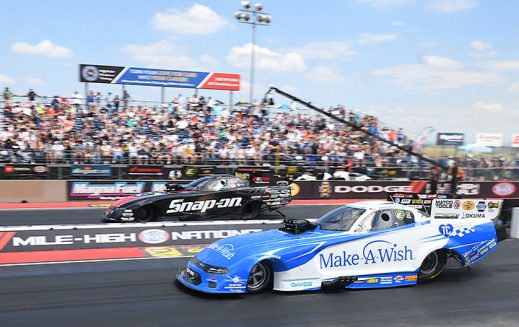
2,86,513,175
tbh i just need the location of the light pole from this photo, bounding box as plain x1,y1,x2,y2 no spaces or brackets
234,1,271,104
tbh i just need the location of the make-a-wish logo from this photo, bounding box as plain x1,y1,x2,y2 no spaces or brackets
207,243,236,260
319,240,414,269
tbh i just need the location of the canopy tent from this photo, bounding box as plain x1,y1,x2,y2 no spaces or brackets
276,103,291,109
457,144,493,153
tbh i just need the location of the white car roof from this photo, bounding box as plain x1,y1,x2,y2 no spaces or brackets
347,200,417,212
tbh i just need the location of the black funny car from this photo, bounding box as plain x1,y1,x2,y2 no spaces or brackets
103,174,292,222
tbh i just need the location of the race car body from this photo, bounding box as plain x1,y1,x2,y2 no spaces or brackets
177,198,502,294
103,175,292,222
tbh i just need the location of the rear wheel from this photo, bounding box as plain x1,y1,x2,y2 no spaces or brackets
134,205,155,222
247,261,272,294
418,250,447,283
241,201,261,220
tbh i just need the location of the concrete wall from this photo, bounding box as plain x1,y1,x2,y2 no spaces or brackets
0,181,67,203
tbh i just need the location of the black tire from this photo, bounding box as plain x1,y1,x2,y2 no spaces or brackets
241,201,261,220
247,261,272,294
418,250,447,283
134,205,155,222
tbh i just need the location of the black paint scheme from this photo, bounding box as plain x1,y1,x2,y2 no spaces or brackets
103,175,292,222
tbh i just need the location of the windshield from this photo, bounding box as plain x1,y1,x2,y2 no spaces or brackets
184,176,213,190
315,206,366,231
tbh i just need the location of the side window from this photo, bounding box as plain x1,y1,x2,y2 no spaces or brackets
356,209,415,232
371,210,396,231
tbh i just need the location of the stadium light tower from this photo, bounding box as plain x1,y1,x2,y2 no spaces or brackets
234,1,271,104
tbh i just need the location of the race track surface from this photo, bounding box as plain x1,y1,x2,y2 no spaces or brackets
0,240,518,327
0,205,341,226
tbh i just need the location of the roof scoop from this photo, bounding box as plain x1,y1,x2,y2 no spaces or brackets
280,219,316,234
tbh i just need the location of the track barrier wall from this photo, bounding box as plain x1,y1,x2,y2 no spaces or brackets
0,221,282,265
1,180,519,203
0,180,67,203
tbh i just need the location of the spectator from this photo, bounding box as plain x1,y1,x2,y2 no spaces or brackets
114,94,120,113
3,87,14,101
27,89,38,102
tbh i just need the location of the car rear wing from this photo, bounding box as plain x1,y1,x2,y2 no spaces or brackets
387,193,451,214
430,199,503,220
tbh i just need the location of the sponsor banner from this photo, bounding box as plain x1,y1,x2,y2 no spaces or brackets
198,72,240,91
64,180,519,201
181,166,216,179
290,181,519,199
1,164,48,178
511,134,519,148
70,164,112,177
68,181,147,201
436,133,465,146
431,199,503,220
126,165,164,178
0,223,276,253
79,64,125,83
79,64,240,91
475,133,503,147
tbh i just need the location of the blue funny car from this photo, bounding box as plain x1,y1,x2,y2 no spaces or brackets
177,198,503,293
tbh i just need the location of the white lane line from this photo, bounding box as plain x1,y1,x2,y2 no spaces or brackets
0,219,288,232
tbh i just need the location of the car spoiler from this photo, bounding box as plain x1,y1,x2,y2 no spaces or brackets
386,193,451,214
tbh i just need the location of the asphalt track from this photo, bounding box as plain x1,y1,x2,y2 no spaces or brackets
0,239,516,327
0,205,341,226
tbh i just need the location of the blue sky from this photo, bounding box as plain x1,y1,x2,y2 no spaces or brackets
1,0,518,143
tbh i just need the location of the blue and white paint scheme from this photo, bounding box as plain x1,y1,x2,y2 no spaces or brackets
177,199,501,293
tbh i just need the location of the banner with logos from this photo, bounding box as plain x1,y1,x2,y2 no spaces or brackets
125,165,164,178
436,133,465,146
475,133,503,147
181,166,216,179
79,64,240,91
70,164,112,177
1,164,48,179
67,181,148,201
0,222,279,253
289,180,519,200
511,134,519,148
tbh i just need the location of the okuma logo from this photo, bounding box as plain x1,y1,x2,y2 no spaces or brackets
319,240,413,269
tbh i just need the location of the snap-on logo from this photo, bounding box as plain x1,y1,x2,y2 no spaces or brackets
166,197,242,214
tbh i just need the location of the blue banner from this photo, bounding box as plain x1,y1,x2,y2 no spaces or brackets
116,68,209,88
70,164,112,177
79,64,240,90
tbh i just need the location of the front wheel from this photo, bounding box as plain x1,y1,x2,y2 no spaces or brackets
241,201,261,220
247,262,272,293
134,205,155,222
418,250,447,283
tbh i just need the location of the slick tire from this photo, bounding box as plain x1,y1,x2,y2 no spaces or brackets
247,261,272,294
418,250,447,283
241,201,261,220
134,205,155,222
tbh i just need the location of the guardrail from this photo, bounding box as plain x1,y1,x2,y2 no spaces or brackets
0,163,518,182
